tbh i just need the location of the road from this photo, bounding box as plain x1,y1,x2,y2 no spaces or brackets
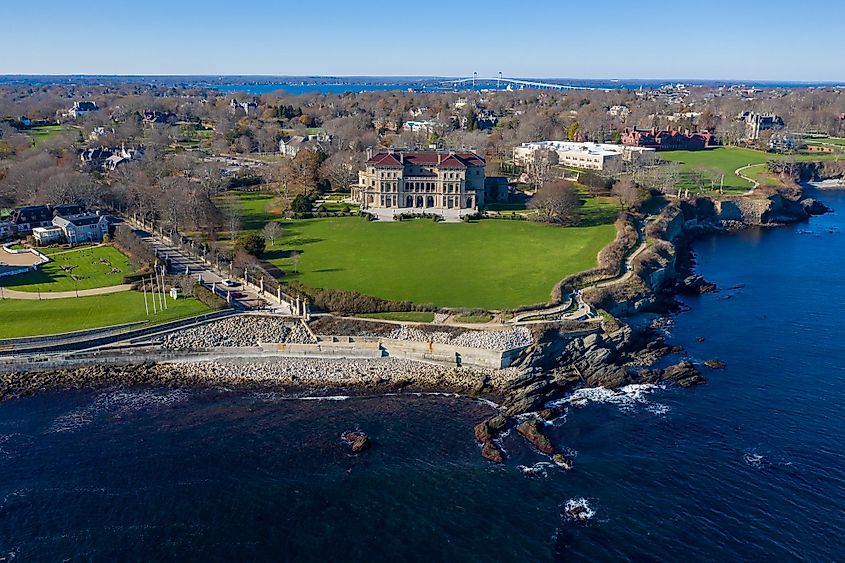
130,224,289,313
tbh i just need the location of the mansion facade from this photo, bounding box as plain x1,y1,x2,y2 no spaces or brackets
352,149,486,211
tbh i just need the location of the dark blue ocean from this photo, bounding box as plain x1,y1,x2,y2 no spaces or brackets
2,188,844,561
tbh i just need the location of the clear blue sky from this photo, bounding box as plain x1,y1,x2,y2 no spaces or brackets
2,0,843,81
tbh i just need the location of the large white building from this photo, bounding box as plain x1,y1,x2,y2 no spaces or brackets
513,141,654,171
352,149,486,211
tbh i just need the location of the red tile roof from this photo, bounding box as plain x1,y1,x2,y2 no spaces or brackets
366,151,486,168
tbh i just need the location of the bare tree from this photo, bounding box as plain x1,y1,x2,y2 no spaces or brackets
611,177,640,209
527,149,558,189
262,221,283,246
289,250,301,274
218,192,243,240
527,180,582,225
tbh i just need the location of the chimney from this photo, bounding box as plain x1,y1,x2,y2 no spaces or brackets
437,153,442,165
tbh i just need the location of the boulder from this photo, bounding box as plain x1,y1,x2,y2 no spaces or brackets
552,453,573,470
342,431,371,453
516,419,555,455
662,361,705,387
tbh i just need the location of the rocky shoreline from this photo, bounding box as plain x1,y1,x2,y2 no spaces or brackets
0,357,523,402
0,183,836,465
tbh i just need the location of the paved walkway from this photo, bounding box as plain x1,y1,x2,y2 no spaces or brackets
0,283,132,300
735,164,761,192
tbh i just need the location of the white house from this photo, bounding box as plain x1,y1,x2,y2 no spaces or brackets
64,101,99,119
32,226,65,245
403,120,438,133
52,213,110,244
279,134,332,157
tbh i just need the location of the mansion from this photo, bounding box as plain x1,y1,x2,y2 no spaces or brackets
352,149,486,211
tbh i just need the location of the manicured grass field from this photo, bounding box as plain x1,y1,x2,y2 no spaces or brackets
0,245,134,292
804,137,845,146
216,191,285,233
268,217,616,309
27,125,75,145
0,291,211,339
659,147,771,192
742,163,787,188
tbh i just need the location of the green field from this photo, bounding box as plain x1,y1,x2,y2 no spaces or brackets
0,291,211,339
804,137,845,147
0,245,134,292
27,125,75,145
268,217,616,309
659,147,771,192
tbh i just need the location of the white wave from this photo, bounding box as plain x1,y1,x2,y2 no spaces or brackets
297,395,350,401
517,461,554,478
563,498,595,522
551,383,669,415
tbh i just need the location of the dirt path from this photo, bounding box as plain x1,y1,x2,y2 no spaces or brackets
0,284,132,300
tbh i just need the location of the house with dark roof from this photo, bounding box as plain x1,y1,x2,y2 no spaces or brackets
63,100,99,119
52,213,110,244
352,148,487,211
10,205,54,234
141,110,178,126
80,147,114,169
51,203,85,218
0,220,14,240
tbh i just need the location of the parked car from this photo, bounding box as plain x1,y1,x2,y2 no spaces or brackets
221,278,239,287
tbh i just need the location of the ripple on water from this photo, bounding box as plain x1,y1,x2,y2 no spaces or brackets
47,389,189,433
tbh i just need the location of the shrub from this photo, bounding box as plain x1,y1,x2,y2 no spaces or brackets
234,233,266,258
193,283,229,310
291,194,312,213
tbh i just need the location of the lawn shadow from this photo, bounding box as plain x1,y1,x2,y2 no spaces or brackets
0,268,58,289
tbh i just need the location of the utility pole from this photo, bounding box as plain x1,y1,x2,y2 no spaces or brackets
151,278,158,314
143,279,149,316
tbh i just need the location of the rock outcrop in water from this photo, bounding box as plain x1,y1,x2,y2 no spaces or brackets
342,431,371,453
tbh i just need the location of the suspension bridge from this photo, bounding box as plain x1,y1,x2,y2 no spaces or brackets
441,75,598,91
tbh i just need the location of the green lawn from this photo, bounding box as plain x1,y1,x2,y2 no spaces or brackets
27,125,75,145
659,147,771,192
804,137,845,146
355,311,435,322
0,245,134,293
742,163,786,188
217,192,282,233
268,217,616,309
0,291,211,339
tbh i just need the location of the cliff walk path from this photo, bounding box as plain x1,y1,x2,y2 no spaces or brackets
0,284,133,300
508,216,651,324
735,164,762,192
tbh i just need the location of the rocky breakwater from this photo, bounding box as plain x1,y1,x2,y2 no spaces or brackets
159,316,316,350
0,357,525,401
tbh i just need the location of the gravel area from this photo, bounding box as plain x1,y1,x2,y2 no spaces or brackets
160,316,315,350
388,326,532,351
